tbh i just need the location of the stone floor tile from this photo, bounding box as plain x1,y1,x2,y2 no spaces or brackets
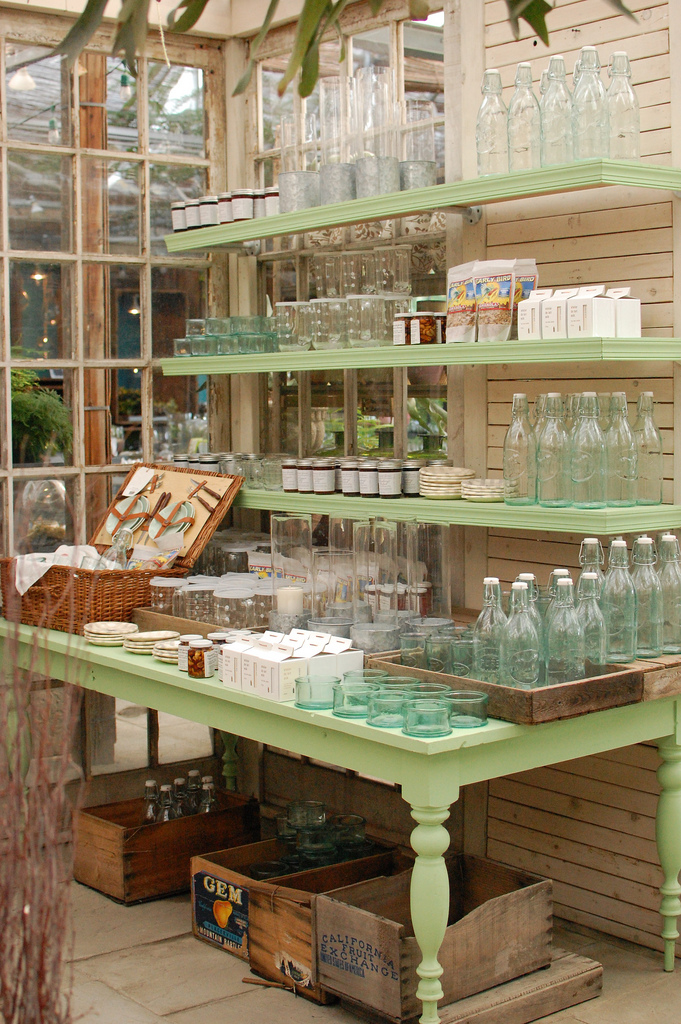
69,971,167,1024
68,883,192,962
77,932,250,1015
164,987,360,1024
564,970,681,1024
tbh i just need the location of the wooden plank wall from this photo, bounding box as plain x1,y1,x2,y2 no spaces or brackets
487,743,678,955
482,0,673,590
480,0,677,955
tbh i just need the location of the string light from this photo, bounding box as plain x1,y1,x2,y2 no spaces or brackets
48,116,60,145
9,67,36,91
128,295,141,315
120,72,133,102
31,271,45,282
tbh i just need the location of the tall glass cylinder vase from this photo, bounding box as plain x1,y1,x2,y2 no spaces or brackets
399,99,437,190
320,77,356,205
278,113,321,213
353,67,400,198
271,514,314,612
352,520,374,622
373,519,398,625
328,517,355,615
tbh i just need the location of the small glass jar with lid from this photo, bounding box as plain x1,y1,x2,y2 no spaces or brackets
253,189,266,218
340,458,360,496
188,639,217,679
402,461,420,496
264,186,279,216
184,199,200,229
150,578,184,614
199,452,219,472
198,195,219,226
296,459,314,493
358,459,379,498
178,634,204,672
378,459,403,498
313,458,336,494
171,201,186,232
393,313,411,346
282,457,298,492
232,189,254,221
217,193,233,223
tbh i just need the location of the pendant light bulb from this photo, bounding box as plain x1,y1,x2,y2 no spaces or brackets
120,72,133,102
48,117,60,145
9,67,36,91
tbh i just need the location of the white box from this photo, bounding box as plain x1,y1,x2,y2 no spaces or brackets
220,641,252,690
517,289,553,340
257,643,303,701
242,640,273,693
567,286,615,338
336,648,365,676
542,289,579,339
606,287,642,338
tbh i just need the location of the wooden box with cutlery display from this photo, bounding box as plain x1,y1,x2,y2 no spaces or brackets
0,462,243,634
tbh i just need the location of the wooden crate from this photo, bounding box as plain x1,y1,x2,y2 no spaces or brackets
74,791,259,903
191,839,412,1004
367,652,644,725
315,855,552,1022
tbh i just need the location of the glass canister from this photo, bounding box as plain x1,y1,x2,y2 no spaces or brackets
183,586,215,622
150,578,183,614
213,588,255,630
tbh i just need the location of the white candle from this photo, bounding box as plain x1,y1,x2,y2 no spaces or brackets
277,585,304,614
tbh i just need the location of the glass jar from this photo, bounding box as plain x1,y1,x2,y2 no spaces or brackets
213,589,255,630
393,313,411,346
150,579,181,614
378,459,403,498
358,459,379,498
264,186,280,216
199,195,219,226
199,453,219,472
171,201,186,232
217,192,233,223
173,453,189,466
232,189,254,221
340,458,360,496
296,459,314,493
313,458,336,494
402,461,420,496
183,586,215,622
253,189,266,218
282,458,298,492
409,313,438,345
334,461,342,492
178,634,204,672
434,313,447,344
188,639,217,679
184,199,200,229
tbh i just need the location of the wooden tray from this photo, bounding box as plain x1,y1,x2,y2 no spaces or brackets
366,652,644,725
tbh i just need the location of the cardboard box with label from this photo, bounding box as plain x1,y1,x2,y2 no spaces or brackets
606,287,642,337
567,286,616,338
542,288,579,339
517,289,553,340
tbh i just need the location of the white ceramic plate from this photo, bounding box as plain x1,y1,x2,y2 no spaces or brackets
85,621,139,636
125,630,180,643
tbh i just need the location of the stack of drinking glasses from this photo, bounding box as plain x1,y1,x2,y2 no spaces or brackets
173,317,278,357
503,390,664,507
294,668,488,736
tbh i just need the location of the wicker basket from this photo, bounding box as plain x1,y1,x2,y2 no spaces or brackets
0,560,186,635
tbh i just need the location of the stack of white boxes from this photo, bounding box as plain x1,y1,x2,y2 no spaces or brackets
220,629,364,702
517,285,641,341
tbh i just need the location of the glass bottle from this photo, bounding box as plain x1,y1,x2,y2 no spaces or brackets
546,578,585,684
476,70,508,176
540,70,549,96
658,533,681,654
503,393,537,505
99,526,134,570
572,45,609,159
607,51,639,160
578,537,606,592
540,54,573,166
473,577,508,684
186,769,202,814
172,777,187,817
600,538,637,662
537,393,572,507
143,780,159,824
631,535,663,658
500,582,541,689
633,392,663,505
517,572,545,683
155,784,176,822
508,62,541,171
571,392,606,508
542,568,571,664
577,572,607,666
198,782,217,813
533,394,547,431
605,392,637,506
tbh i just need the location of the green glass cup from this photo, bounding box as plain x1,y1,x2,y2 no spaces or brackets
400,632,427,669
450,631,476,678
442,690,489,729
367,691,409,728
402,699,452,737
343,669,388,685
332,682,379,718
295,674,340,710
426,633,452,674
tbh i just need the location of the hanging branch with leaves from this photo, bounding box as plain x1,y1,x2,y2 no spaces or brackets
43,0,635,98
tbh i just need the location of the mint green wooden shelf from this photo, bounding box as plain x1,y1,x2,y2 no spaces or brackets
159,337,681,377
164,160,681,253
235,489,681,533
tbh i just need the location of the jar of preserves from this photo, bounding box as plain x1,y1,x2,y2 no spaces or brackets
409,313,437,345
199,195,219,226
232,189,254,221
282,457,298,492
188,639,217,679
217,193,233,223
378,458,403,498
184,199,200,229
313,458,336,494
178,634,203,672
392,313,411,346
296,459,314,493
171,201,186,232
402,461,420,496
340,458,359,496
358,459,379,498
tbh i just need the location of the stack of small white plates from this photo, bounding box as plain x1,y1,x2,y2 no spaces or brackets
419,465,475,500
153,639,181,663
84,621,140,646
123,629,180,655
461,478,505,502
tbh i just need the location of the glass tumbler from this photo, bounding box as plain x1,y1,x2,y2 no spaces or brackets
367,691,409,727
426,633,452,674
287,800,326,829
343,669,388,685
186,318,205,335
450,630,476,677
332,682,379,718
322,254,343,298
327,813,366,843
206,317,230,335
393,246,412,294
402,699,452,737
442,690,489,728
378,676,421,692
400,632,427,669
297,302,317,350
295,674,339,710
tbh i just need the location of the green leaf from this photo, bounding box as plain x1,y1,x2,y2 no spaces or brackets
506,0,552,44
299,39,320,96
367,0,384,14
168,0,211,32
232,0,281,95
277,0,330,96
112,0,151,73
409,0,430,20
603,0,636,18
47,0,110,66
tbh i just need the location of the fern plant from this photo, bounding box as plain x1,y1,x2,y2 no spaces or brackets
11,370,74,466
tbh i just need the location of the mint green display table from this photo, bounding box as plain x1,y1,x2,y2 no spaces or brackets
5,622,681,1024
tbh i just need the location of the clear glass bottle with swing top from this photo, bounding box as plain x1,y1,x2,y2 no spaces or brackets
605,392,637,506
540,54,573,166
546,578,585,685
473,577,507,684
503,393,537,505
658,533,681,654
600,539,637,662
517,572,546,684
571,393,606,509
500,582,541,689
507,62,541,171
476,70,508,176
537,394,572,507
577,572,607,666
578,537,605,593
631,535,663,658
633,392,663,505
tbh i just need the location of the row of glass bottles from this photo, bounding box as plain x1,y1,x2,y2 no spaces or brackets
476,46,639,176
472,534,681,689
502,391,663,507
143,771,217,823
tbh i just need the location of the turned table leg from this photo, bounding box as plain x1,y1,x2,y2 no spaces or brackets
409,803,452,1024
656,735,681,971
